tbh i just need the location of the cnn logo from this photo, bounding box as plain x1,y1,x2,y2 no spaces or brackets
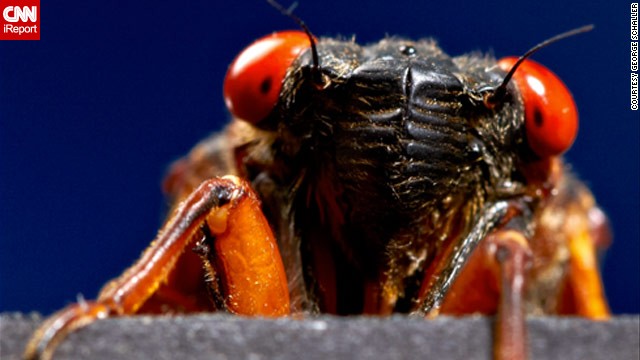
1,1,39,40
3,6,37,22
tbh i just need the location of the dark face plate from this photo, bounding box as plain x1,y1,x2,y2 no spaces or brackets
274,38,525,219
252,37,530,293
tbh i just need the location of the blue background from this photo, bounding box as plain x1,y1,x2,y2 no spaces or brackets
1,0,638,315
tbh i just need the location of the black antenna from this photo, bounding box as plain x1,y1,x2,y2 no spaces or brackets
266,0,323,85
485,24,594,105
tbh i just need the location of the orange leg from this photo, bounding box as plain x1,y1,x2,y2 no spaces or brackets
557,205,610,319
24,175,290,360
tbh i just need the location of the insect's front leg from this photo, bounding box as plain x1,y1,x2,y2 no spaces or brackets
414,201,533,360
439,228,533,360
430,228,535,360
24,175,290,360
491,230,533,360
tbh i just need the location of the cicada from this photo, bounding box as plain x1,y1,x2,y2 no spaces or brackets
25,4,609,360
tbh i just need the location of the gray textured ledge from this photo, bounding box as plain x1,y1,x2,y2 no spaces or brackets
1,313,638,360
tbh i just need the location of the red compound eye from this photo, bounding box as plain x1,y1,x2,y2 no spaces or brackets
498,57,578,158
223,31,311,124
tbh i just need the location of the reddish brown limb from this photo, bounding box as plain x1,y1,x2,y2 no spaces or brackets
492,231,532,360
24,176,289,360
23,301,109,360
437,229,533,360
413,199,532,360
203,177,290,315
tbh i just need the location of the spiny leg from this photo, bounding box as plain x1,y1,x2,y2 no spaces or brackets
24,176,290,360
